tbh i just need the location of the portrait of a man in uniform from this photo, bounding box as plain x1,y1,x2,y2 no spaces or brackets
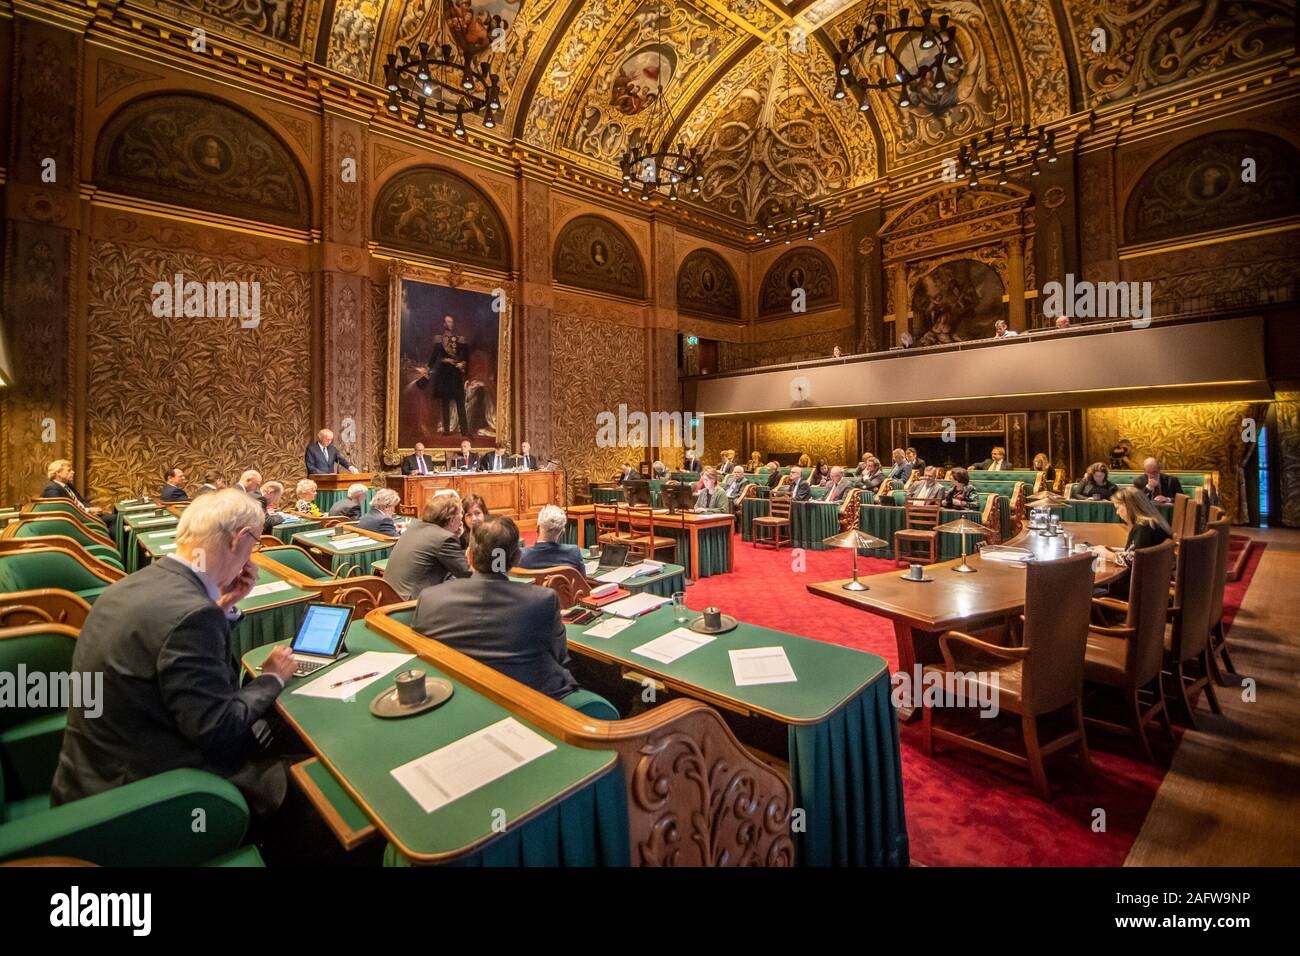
430,314,470,436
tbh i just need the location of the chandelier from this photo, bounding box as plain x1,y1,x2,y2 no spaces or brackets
754,198,828,244
831,4,961,112
382,4,507,137
618,0,703,202
948,124,1058,187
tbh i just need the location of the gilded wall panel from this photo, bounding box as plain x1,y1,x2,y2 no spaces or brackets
553,215,645,299
676,248,740,321
84,240,312,503
701,417,744,470
372,166,511,271
370,279,391,468
753,420,852,465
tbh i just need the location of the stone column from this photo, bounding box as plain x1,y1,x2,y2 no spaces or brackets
1008,234,1027,331
517,170,553,466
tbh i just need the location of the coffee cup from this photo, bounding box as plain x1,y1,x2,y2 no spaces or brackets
395,669,428,707
908,563,924,580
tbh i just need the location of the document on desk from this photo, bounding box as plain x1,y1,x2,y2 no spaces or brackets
603,593,671,618
730,646,798,686
246,580,292,599
391,717,557,814
293,651,413,699
331,535,376,550
583,617,635,640
595,564,652,584
632,627,714,664
979,546,1034,563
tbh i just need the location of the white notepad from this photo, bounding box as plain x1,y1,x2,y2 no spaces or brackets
595,564,651,584
246,580,292,599
602,593,671,619
391,717,556,814
292,651,413,699
134,518,174,527
632,627,714,664
583,617,635,640
730,647,798,686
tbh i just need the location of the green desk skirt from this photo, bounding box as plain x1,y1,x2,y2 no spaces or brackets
741,499,841,550
383,766,630,867
1063,499,1173,524
662,524,731,578
592,488,624,505
855,504,988,560
562,518,594,548
789,675,909,867
580,551,686,597
315,487,378,513
320,546,390,576
123,519,178,572
270,518,322,543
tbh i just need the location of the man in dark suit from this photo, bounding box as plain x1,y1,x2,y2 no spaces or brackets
517,505,585,575
905,447,926,474
973,446,1013,471
305,428,358,476
779,466,811,502
823,466,852,504
42,459,107,525
357,488,401,536
887,449,913,483
236,469,266,509
616,462,635,485
858,457,885,494
160,467,189,502
1135,457,1183,504
401,442,436,476
682,449,703,473
452,439,479,471
51,490,296,816
327,483,368,520
383,493,471,600
413,516,578,701
479,443,509,472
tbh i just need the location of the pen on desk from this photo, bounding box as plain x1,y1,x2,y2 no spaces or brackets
329,671,380,689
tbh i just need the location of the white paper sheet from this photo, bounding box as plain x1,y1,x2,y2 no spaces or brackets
300,529,335,538
729,647,798,686
292,651,413,699
134,518,174,527
602,593,671,619
390,717,557,814
632,626,714,664
583,617,635,640
156,543,176,552
979,547,1034,563
246,580,292,599
595,564,652,584
583,559,599,575
330,535,377,550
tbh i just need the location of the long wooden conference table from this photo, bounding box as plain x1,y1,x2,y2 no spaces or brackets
563,504,735,579
808,521,1131,721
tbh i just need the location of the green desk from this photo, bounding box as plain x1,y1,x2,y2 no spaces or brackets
315,487,378,513
566,605,906,867
740,498,841,550
242,623,628,866
854,503,989,560
230,565,314,665
292,528,394,576
121,511,179,571
268,515,323,543
137,527,179,561
563,506,734,579
1063,499,1173,524
579,550,686,597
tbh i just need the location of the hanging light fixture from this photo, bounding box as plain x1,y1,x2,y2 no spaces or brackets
832,2,961,112
947,124,1057,189
383,4,506,138
618,0,703,201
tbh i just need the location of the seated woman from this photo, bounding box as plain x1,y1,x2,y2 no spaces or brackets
1031,452,1056,486
1074,462,1118,500
293,478,324,517
765,461,782,489
459,493,489,550
942,467,980,510
1114,484,1172,552
796,453,813,470
747,451,764,473
808,459,831,486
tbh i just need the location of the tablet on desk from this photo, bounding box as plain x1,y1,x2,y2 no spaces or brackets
286,604,353,677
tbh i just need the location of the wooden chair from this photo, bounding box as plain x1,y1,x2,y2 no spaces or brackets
838,488,862,533
752,496,792,550
1163,529,1221,727
1204,517,1235,682
894,503,941,566
922,552,1096,800
593,504,629,548
252,550,401,614
1083,540,1177,762
0,535,125,574
0,589,92,628
512,565,592,607
623,506,678,563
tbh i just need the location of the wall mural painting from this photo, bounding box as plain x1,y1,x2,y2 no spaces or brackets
373,166,510,271
677,248,740,321
1124,130,1300,245
758,248,837,317
910,258,1005,345
390,273,504,451
94,94,310,229
552,215,645,298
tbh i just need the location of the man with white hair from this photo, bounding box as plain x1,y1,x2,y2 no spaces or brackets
327,482,369,519
237,469,265,508
304,427,359,475
42,458,106,523
517,504,585,575
823,466,851,504
358,488,401,536
722,465,746,500
51,489,296,816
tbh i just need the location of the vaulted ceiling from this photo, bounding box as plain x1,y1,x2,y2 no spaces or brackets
128,0,1296,224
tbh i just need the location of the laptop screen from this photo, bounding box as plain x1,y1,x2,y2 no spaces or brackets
292,604,353,657
599,542,629,567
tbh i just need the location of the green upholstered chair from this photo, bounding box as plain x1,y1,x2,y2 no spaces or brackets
560,689,620,721
0,624,77,817
0,549,119,604
26,501,91,519
259,545,334,581
8,519,124,570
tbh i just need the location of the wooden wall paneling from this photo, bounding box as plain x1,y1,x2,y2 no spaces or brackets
1006,412,1029,468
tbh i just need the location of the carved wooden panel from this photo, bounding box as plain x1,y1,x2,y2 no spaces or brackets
676,248,740,321
94,94,311,229
858,420,879,460
1276,391,1300,528
757,248,838,318
552,215,645,300
909,415,1005,436
1048,410,1075,482
1006,413,1029,468
373,166,511,271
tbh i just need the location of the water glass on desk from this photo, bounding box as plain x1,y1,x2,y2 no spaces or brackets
672,590,688,623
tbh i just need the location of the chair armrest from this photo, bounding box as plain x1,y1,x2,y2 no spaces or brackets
1088,624,1136,639
0,769,250,866
939,630,1029,671
1092,596,1129,614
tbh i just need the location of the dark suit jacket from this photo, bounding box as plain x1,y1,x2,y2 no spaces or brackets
400,454,436,476
357,508,398,536
782,478,811,502
516,454,538,471
682,455,702,473
51,559,282,806
1134,473,1184,500
1075,479,1118,500
1125,521,1171,551
479,452,509,472
975,458,1015,471
766,470,781,489
906,457,926,474
383,519,471,600
327,498,361,519
41,480,105,525
305,442,352,475
517,540,585,576
823,479,851,504
160,483,190,502
888,462,913,482
858,470,885,493
451,452,479,470
412,574,577,701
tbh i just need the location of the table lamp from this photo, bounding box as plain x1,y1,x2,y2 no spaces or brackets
823,528,888,591
935,516,992,573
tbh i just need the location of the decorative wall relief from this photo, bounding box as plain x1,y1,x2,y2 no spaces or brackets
1123,130,1300,244
94,94,311,229
131,0,322,53
757,248,838,318
676,248,740,321
910,258,1006,345
372,166,511,271
326,0,383,80
552,215,645,298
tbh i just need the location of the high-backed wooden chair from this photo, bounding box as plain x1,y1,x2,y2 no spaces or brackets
623,506,678,562
1084,539,1177,762
512,565,592,607
922,552,1096,799
838,488,862,533
0,535,125,574
0,590,92,629
593,504,628,548
1163,529,1220,727
894,503,941,566
1203,517,1235,683
752,496,792,550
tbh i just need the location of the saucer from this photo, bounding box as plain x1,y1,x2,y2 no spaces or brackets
369,677,454,718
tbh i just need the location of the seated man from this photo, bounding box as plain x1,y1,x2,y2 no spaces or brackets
973,446,1013,470
722,465,747,500
160,466,189,502
993,319,1018,338
765,461,782,489
51,490,296,816
651,460,669,479
401,442,435,476
517,504,584,575
823,466,852,504
777,465,811,502
718,450,737,473
413,516,578,701
452,439,479,471
237,469,265,508
261,480,286,534
887,449,912,483
909,466,946,501
384,493,471,600
905,447,926,474
1133,456,1183,504
682,448,703,473
42,458,107,525
327,482,368,519
858,457,886,494
479,443,509,472
517,441,538,471
357,488,401,536
615,462,635,485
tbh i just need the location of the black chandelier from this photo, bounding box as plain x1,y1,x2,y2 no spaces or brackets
382,6,507,137
753,198,829,244
831,4,961,112
618,0,703,202
948,124,1058,187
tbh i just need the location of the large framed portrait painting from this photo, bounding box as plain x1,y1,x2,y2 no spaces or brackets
385,263,511,458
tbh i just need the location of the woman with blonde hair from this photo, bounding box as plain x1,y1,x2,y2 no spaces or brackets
1031,452,1056,486
1113,484,1172,552
293,478,324,517
747,451,764,473
797,453,812,469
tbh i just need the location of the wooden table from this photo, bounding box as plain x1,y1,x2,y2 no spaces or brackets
807,521,1131,720
564,504,735,579
386,470,564,531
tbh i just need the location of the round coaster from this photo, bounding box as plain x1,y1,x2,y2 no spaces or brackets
369,677,454,718
688,614,739,635
899,573,935,583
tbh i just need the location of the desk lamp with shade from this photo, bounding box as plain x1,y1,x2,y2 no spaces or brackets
823,528,888,591
935,516,992,573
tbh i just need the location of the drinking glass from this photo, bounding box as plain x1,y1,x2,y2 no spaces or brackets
672,590,688,623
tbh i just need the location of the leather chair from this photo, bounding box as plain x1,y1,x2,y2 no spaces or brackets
1163,529,1221,727
0,547,122,606
1083,540,1177,762
922,551,1096,800
1204,517,1235,682
0,535,125,574
752,496,792,550
894,503,941,565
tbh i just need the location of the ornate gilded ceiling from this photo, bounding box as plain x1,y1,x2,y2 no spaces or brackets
123,0,1296,224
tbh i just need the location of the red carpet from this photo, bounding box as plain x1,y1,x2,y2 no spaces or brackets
678,536,1266,867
